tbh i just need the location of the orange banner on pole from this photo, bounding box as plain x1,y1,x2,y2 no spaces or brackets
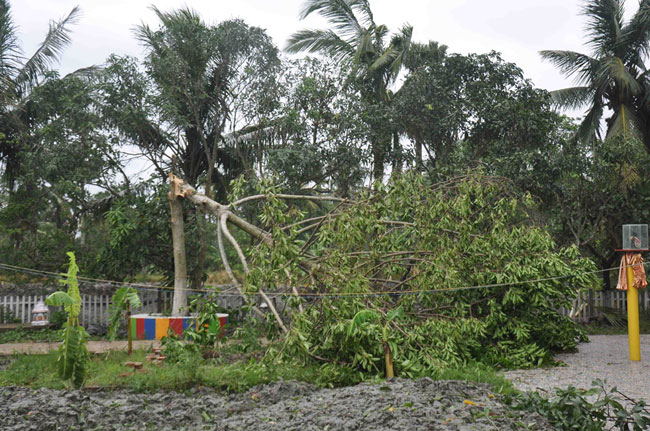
616,253,647,290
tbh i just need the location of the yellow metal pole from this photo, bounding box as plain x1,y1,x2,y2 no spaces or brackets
626,256,641,361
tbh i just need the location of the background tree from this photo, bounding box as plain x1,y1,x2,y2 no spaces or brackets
541,0,650,148
100,9,281,292
266,57,367,196
395,51,563,185
0,2,122,271
286,0,412,181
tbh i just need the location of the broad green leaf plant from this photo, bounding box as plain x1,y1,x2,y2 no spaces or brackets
108,287,141,355
349,306,404,378
46,252,88,388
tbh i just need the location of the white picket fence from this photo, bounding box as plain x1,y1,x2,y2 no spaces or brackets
560,289,650,322
1,290,173,326
2,288,650,326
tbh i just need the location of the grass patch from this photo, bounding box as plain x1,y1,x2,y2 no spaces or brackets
0,349,324,392
432,362,516,395
0,348,517,396
0,351,63,388
0,327,110,343
0,327,64,343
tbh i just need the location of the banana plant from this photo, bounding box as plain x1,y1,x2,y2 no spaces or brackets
46,252,88,388
108,286,141,355
349,306,404,378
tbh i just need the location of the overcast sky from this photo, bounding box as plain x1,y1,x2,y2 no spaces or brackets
11,0,641,96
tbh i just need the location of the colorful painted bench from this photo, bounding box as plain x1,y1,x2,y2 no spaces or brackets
130,313,228,340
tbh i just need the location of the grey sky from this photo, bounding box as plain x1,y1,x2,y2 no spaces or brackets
12,0,637,94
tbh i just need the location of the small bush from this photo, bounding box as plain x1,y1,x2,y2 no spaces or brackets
0,306,20,324
514,379,650,431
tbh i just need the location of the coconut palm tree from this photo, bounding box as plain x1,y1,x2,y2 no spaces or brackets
0,0,81,185
541,0,650,150
286,0,412,181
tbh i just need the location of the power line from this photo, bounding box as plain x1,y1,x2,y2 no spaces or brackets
0,260,645,299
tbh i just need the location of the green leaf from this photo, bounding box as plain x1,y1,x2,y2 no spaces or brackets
386,306,403,322
46,291,76,307
58,325,80,380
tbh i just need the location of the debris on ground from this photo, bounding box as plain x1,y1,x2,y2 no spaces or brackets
0,379,551,430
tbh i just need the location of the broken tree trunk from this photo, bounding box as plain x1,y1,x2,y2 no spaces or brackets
169,175,289,332
169,173,188,315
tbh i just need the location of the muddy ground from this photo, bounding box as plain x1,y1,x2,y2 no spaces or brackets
1,378,550,431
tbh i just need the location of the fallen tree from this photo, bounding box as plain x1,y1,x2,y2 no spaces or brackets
168,171,598,374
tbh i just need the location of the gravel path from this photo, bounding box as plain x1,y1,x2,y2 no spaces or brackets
504,334,650,402
0,379,551,431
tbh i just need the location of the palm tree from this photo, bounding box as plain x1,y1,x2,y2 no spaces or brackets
0,1,81,184
541,0,650,151
286,0,412,181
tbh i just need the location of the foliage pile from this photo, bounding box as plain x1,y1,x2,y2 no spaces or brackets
243,173,598,377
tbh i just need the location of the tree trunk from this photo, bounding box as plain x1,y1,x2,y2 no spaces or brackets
191,210,208,292
169,174,188,315
415,136,423,171
372,140,385,183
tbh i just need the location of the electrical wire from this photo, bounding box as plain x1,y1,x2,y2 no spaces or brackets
0,259,646,299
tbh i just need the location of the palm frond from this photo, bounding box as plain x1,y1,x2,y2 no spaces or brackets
599,55,641,95
299,0,363,40
577,101,605,143
16,5,80,93
639,72,650,111
582,0,624,55
0,0,20,77
621,0,650,62
368,24,412,80
549,86,594,110
606,103,641,139
540,50,597,85
353,27,375,66
349,0,375,28
369,46,397,73
404,41,447,71
388,24,412,77
286,28,354,63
